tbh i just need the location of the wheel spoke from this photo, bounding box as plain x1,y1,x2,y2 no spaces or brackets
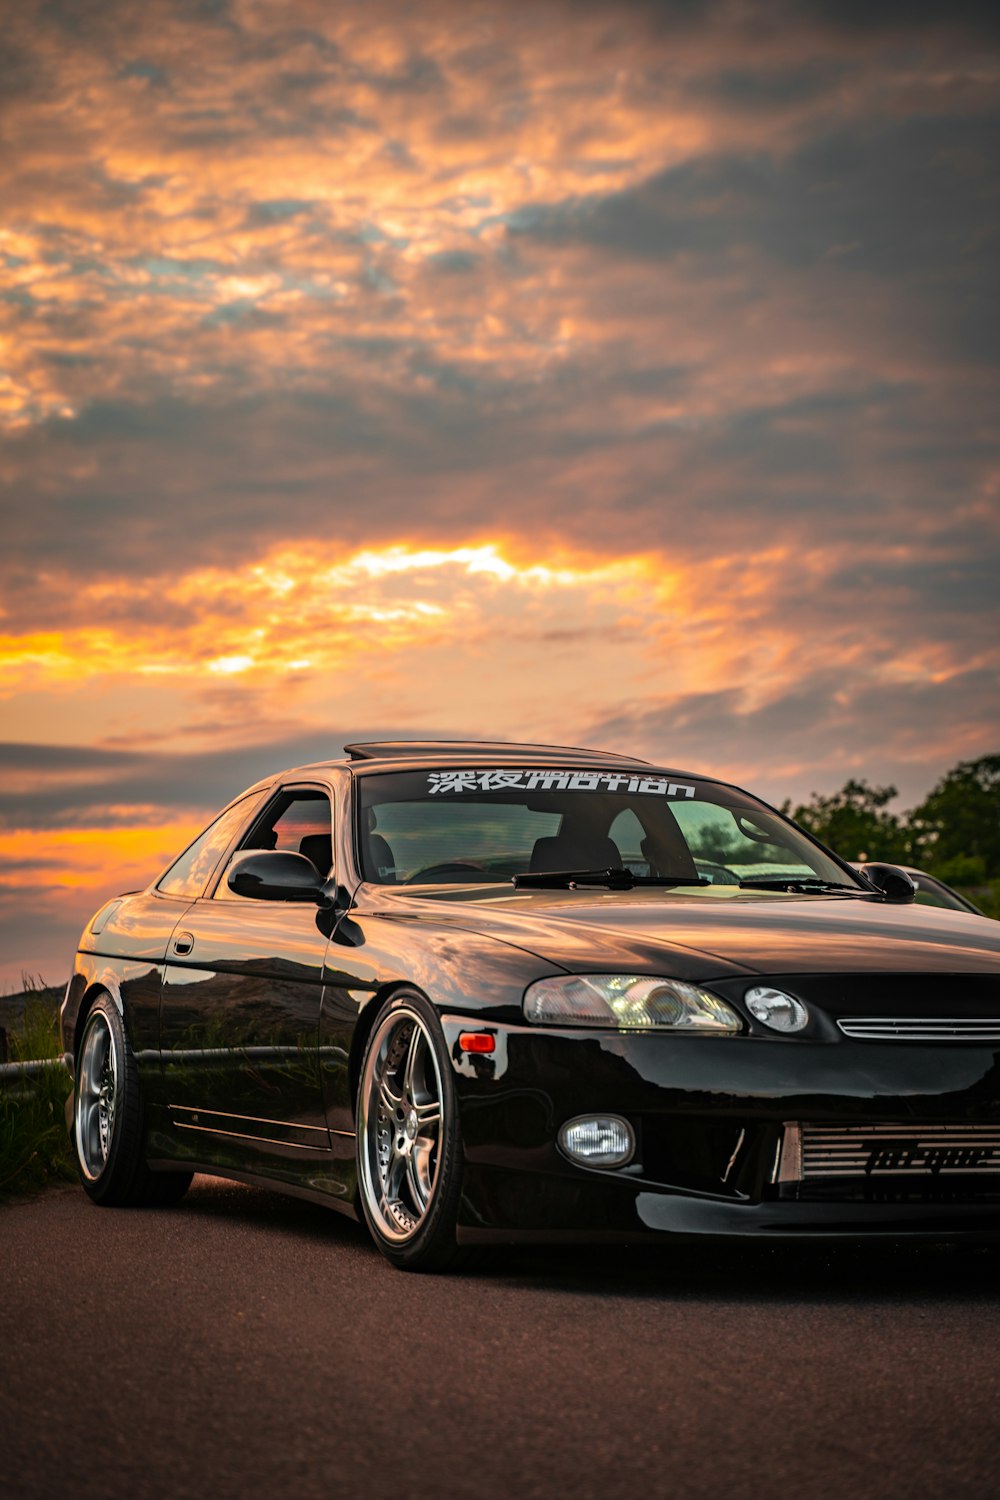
379,1074,402,1116
79,1029,104,1100
406,1155,428,1213
402,1023,422,1100
411,1136,437,1208
383,1150,406,1204
81,1100,102,1161
413,1100,440,1129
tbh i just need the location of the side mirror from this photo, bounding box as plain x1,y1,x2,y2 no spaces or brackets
857,862,917,903
227,850,332,904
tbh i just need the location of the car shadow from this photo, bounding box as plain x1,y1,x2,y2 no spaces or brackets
176,1174,1000,1304
178,1172,371,1247
474,1236,1000,1305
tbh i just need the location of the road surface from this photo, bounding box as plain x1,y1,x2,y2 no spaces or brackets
4,1177,999,1499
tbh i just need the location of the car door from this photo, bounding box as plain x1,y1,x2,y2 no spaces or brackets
158,784,335,1170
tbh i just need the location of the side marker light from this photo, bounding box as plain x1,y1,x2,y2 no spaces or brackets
458,1032,496,1054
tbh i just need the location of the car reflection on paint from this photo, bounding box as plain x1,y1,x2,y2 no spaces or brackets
62,740,1000,1271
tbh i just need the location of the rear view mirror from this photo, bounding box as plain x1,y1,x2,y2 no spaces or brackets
227,850,331,904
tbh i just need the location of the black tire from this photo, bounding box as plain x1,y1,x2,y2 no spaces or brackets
356,992,465,1271
73,994,193,1208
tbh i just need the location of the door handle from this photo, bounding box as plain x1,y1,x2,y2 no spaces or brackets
172,932,194,956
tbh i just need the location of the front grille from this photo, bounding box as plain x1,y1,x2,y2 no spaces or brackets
792,1123,1000,1179
837,1017,1000,1041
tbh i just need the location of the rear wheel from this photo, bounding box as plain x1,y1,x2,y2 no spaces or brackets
357,993,464,1271
74,995,192,1207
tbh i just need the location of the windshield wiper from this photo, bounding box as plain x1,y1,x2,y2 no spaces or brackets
738,877,862,894
512,867,709,891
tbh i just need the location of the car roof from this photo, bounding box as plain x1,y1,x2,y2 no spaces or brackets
250,739,729,789
343,739,649,765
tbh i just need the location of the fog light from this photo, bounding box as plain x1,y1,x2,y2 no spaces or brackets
558,1115,635,1168
745,985,809,1033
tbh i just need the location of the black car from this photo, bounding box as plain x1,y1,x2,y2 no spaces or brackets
62,741,1000,1269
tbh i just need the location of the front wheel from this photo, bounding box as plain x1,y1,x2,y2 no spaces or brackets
74,995,192,1207
356,994,465,1271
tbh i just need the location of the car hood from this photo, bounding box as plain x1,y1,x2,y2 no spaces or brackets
371,885,1000,979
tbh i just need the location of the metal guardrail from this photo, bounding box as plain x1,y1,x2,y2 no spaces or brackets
0,1054,71,1082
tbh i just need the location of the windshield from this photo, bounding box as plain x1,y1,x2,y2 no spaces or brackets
356,767,858,891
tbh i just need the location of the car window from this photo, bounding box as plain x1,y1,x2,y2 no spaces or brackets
365,797,561,883
214,787,333,898
157,795,259,898
608,808,648,873
668,801,817,884
912,875,970,912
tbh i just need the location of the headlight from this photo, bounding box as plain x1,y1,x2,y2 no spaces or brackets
744,985,809,1033
523,974,742,1033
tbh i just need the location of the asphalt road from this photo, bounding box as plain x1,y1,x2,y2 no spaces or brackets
4,1178,999,1500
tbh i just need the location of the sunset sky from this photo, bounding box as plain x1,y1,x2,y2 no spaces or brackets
2,0,999,984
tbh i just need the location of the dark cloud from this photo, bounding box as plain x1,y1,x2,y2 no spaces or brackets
119,58,170,89
693,62,849,109
0,36,42,103
0,727,461,829
801,0,1000,41
425,250,480,275
0,891,81,989
0,743,141,771
513,112,1000,299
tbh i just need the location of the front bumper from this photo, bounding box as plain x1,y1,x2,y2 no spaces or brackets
440,1018,1000,1243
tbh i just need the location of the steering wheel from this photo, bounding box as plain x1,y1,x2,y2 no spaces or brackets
404,861,488,884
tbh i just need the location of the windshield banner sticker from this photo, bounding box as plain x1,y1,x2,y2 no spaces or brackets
427,770,697,797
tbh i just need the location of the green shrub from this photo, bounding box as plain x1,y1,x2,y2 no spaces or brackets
0,978,75,1197
959,880,1000,921
931,854,988,887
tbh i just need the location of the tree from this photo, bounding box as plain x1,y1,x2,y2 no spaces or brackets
786,779,910,864
909,755,1000,878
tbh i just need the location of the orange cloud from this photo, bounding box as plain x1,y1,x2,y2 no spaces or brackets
2,536,992,777
0,821,199,896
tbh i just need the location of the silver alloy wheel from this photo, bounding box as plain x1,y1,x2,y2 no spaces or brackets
75,1010,119,1181
359,1007,444,1242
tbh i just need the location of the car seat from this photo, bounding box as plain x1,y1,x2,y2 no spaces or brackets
529,831,622,873
363,810,397,882
298,833,333,878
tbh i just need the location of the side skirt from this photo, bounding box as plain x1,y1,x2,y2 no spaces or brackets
145,1158,362,1221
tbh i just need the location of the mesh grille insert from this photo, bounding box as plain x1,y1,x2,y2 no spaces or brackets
798,1123,1000,1178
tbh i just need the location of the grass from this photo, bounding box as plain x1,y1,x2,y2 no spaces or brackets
0,976,75,1198
963,880,1000,920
